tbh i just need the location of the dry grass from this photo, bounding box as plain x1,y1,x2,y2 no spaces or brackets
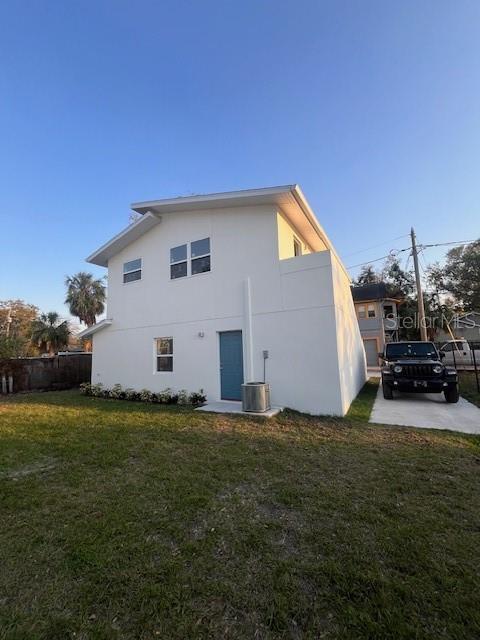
1,390,480,639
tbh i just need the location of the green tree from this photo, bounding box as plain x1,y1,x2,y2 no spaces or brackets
31,312,70,355
355,265,378,285
428,240,480,312
381,256,415,296
0,300,39,357
65,272,106,327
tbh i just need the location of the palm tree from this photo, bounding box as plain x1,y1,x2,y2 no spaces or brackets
65,272,106,326
31,312,70,355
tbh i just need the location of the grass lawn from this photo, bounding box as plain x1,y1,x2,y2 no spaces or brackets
1,390,480,639
459,372,480,407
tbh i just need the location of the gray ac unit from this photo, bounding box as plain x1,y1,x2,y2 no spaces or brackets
241,382,270,412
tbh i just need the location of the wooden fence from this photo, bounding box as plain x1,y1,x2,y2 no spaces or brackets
0,354,92,394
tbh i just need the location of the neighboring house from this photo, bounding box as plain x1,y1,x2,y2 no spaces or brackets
351,283,402,367
79,185,366,416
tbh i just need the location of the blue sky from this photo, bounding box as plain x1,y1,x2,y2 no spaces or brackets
1,0,479,321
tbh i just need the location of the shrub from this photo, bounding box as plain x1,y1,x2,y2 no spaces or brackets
109,384,124,399
81,383,206,407
177,389,189,405
90,383,104,397
139,388,154,402
79,382,92,396
189,389,207,406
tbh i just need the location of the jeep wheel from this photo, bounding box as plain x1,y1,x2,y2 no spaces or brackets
444,385,459,404
382,381,393,400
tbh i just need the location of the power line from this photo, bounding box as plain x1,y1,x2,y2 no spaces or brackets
347,238,476,271
419,239,476,250
343,234,410,258
346,246,410,269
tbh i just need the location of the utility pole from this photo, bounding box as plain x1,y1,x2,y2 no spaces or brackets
411,227,428,341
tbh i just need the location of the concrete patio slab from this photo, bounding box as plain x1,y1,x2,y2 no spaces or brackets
370,386,480,434
196,401,282,418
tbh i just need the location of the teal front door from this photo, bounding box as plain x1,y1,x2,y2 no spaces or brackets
219,331,244,401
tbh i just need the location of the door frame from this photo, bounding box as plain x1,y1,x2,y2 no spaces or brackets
218,330,244,401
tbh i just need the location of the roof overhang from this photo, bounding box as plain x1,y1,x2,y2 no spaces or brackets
77,318,112,339
87,212,161,267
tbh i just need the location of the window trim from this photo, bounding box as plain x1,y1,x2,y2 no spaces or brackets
123,258,142,284
154,337,173,373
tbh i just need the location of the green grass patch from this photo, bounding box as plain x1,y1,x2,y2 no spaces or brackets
346,377,380,422
1,390,480,639
459,371,480,407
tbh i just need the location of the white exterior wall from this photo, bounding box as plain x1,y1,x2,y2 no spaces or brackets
91,204,366,415
330,255,367,414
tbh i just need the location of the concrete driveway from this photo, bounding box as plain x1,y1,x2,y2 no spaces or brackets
370,386,480,434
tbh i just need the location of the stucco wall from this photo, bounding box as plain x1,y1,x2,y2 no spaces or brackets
92,206,364,415
331,256,367,414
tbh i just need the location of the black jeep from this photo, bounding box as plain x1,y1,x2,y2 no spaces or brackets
380,341,459,403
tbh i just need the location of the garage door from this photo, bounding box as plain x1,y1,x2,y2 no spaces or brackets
363,339,379,367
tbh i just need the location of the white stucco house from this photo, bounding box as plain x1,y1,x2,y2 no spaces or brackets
80,185,366,416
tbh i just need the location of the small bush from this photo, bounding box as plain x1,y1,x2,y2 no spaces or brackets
90,383,104,398
139,388,154,402
80,382,92,396
109,384,124,399
81,383,206,407
189,389,207,406
177,389,189,405
124,388,139,401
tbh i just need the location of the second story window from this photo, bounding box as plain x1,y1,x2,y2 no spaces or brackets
123,258,142,283
293,238,302,256
170,238,211,279
367,304,376,318
191,237,210,275
383,304,394,318
170,244,187,279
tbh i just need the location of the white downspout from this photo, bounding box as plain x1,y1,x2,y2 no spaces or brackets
244,277,254,382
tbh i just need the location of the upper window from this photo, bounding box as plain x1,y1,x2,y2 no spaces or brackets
357,305,366,319
293,238,302,257
156,337,173,371
367,304,376,318
170,244,187,280
170,237,211,279
123,258,142,283
191,237,211,275
383,304,394,318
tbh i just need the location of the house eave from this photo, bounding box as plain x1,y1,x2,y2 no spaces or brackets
77,319,113,338
86,212,162,267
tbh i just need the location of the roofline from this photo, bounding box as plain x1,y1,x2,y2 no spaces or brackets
130,184,297,213
77,318,112,338
86,184,350,276
86,212,161,267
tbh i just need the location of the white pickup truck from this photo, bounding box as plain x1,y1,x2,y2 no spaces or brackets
438,339,480,368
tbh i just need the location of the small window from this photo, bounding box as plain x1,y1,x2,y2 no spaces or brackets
383,304,394,318
358,305,366,319
156,337,173,372
191,237,211,275
367,304,376,318
123,258,142,283
293,238,302,257
170,244,187,279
